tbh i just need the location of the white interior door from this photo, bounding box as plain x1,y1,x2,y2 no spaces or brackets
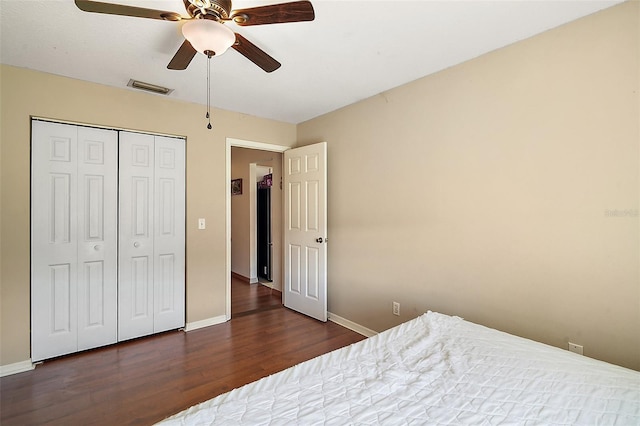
119,132,156,340
32,121,184,359
284,142,327,321
118,132,185,341
32,121,79,361
76,126,118,351
152,136,186,333
31,121,118,361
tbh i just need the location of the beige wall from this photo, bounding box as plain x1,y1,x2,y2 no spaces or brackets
298,2,639,370
231,147,283,290
1,2,638,372
0,65,296,366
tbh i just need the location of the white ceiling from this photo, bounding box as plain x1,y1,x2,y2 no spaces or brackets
0,0,624,124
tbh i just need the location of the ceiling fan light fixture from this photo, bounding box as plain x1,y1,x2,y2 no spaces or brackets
188,0,212,9
182,19,235,56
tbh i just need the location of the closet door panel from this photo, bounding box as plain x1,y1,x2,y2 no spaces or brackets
119,132,155,341
153,136,185,333
33,122,185,358
31,121,79,362
77,127,118,350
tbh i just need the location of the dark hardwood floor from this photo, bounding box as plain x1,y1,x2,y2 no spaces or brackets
0,279,365,425
231,276,282,317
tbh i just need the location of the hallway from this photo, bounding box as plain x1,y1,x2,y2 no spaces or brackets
231,276,282,318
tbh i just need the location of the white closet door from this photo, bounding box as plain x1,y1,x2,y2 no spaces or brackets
76,127,118,350
31,121,118,362
119,132,185,340
153,136,185,333
119,132,156,341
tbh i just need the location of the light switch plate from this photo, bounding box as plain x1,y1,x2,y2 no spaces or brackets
198,218,206,230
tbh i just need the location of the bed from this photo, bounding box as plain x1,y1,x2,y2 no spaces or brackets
158,311,640,425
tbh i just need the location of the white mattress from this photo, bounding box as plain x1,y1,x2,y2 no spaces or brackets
158,312,640,425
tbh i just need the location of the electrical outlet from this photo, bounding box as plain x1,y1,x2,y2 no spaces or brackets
392,301,400,316
568,342,583,355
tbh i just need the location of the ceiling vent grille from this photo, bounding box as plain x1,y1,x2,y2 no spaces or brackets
127,79,173,95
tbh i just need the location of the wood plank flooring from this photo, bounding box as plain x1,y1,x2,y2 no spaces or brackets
231,276,282,317
0,280,365,425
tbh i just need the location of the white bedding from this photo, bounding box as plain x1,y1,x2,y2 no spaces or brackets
158,312,640,425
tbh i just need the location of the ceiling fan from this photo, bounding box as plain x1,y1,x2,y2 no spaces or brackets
74,0,315,73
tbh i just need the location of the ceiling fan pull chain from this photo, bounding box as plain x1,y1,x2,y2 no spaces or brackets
206,53,212,130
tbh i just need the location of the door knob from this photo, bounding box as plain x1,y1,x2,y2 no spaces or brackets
316,237,323,243
94,245,101,251
133,242,140,248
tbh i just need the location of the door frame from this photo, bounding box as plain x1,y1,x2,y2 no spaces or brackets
225,138,290,320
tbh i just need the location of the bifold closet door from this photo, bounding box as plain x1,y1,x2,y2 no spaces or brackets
118,132,185,341
31,121,118,362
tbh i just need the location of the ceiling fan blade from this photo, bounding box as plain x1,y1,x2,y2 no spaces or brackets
232,34,281,73
74,0,183,21
167,40,198,70
230,1,314,26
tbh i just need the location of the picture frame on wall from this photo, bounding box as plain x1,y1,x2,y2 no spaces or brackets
231,178,243,195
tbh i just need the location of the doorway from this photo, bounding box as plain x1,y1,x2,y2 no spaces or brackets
226,138,290,320
231,274,281,317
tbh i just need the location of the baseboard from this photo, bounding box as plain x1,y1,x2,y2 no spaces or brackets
231,272,258,284
328,312,378,338
258,280,282,292
185,315,228,332
231,271,249,282
0,359,35,377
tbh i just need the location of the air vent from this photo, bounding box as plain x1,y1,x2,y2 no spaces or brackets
127,79,173,95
